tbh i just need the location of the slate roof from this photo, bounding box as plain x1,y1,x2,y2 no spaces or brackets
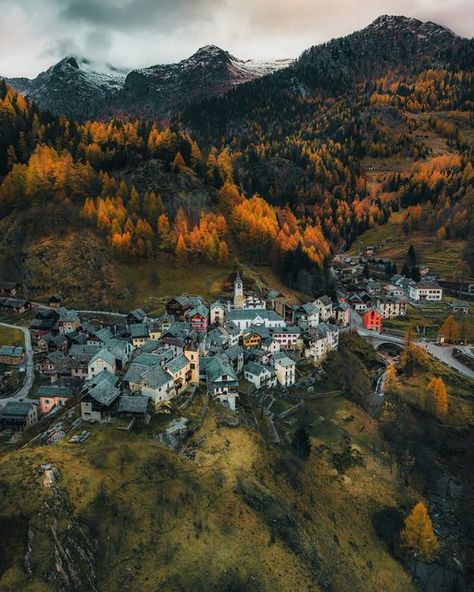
271,326,301,335
129,324,150,338
228,308,284,322
186,304,209,318
173,295,203,307
0,345,23,357
0,298,28,308
206,356,238,384
31,318,57,330
138,340,161,354
37,385,74,398
414,281,442,289
128,308,147,322
123,363,150,385
87,369,118,389
58,308,79,322
245,325,270,338
206,328,227,346
118,395,149,414
317,322,339,336
93,328,113,342
165,354,188,375
244,362,270,377
315,295,332,307
87,381,120,407
0,400,37,419
142,366,173,389
69,344,100,359
210,300,225,310
273,352,295,367
133,352,163,367
293,302,317,316
267,290,281,299
224,345,243,361
224,321,240,335
89,348,115,366
452,300,469,308
106,338,133,358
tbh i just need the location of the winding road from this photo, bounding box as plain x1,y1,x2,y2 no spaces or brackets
351,311,474,380
0,322,35,406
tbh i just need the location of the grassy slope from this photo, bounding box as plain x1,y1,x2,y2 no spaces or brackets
0,398,416,592
0,325,23,346
394,352,474,425
116,257,302,314
382,300,474,341
346,213,466,280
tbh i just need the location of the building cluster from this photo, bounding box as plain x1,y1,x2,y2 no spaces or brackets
332,254,444,332
0,273,345,429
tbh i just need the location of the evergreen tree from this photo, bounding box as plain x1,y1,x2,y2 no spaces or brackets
406,245,417,270
291,426,312,460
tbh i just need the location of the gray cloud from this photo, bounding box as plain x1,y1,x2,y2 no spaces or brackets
0,0,472,78
59,0,219,31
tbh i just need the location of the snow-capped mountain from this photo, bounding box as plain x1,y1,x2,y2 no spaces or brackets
6,56,127,120
3,15,461,120
5,47,292,119
120,45,293,115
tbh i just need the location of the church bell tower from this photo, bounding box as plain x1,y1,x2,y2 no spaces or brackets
233,271,244,309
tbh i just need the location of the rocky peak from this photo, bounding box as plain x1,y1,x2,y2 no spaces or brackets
365,14,456,39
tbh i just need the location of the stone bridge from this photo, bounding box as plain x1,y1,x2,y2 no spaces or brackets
357,329,405,350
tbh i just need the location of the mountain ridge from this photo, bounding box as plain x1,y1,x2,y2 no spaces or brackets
3,14,465,121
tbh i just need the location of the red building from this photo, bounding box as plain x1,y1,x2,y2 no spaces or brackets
363,307,382,332
186,305,209,333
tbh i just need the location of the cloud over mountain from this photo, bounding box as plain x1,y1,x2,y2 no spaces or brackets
0,0,473,77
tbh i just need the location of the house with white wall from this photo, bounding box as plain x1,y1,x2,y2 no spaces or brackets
272,352,296,387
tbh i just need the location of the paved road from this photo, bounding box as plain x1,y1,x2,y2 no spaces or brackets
356,326,474,380
0,322,35,406
424,342,474,379
349,308,474,379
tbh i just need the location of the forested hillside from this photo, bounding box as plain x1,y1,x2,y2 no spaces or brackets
0,15,473,307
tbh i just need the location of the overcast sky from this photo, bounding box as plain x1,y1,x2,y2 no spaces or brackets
0,0,472,77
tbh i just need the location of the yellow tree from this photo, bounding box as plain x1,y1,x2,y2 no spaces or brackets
427,377,448,419
218,240,229,264
175,234,187,261
172,151,186,172
401,502,439,561
400,327,429,376
439,315,460,344
385,364,399,393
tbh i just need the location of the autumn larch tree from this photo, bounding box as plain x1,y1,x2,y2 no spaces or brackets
439,315,460,344
400,327,429,376
401,502,439,563
427,376,448,419
175,234,187,261
385,364,399,393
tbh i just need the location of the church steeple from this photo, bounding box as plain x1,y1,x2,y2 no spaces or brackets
233,271,244,309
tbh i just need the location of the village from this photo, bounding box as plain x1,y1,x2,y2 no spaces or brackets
0,250,472,443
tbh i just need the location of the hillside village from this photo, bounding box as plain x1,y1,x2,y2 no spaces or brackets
0,251,472,438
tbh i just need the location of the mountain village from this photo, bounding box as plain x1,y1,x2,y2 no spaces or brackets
0,251,472,442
